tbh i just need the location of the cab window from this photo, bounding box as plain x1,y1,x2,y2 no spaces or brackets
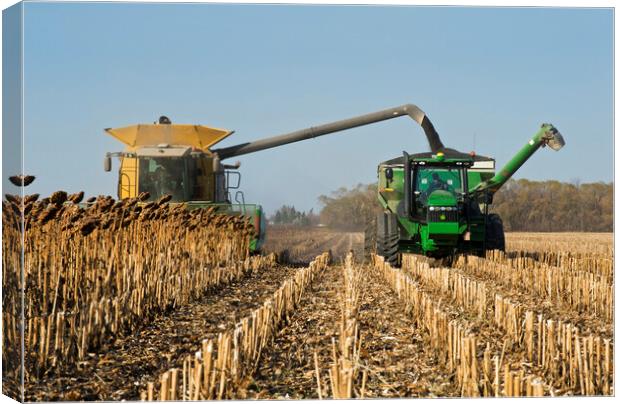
415,166,464,205
138,157,187,201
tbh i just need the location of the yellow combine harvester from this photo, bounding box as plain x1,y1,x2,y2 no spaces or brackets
103,116,266,250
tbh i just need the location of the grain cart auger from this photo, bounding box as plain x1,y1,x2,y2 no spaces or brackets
370,124,565,265
103,104,444,253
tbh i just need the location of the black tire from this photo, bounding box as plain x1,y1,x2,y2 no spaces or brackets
277,249,290,265
376,212,400,266
485,213,505,252
363,217,377,259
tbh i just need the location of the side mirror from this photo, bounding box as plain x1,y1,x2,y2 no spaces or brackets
104,154,112,172
226,171,241,189
385,167,393,180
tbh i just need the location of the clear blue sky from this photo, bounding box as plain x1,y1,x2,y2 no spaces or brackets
8,2,614,214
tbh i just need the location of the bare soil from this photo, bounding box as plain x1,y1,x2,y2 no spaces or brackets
263,226,364,263
243,264,459,399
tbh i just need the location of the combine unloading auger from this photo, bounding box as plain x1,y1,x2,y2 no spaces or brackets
212,104,445,159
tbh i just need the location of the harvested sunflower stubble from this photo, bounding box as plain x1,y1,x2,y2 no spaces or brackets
2,190,266,398
455,253,614,321
2,203,613,401
140,252,331,400
376,252,613,397
376,254,550,397
317,252,366,399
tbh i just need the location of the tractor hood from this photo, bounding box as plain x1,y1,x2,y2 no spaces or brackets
427,190,457,206
105,124,233,152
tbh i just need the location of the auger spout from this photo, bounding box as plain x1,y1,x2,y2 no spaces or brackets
473,124,565,195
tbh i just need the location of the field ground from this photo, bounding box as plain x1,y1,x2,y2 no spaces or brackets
26,263,298,401
12,226,615,399
243,263,459,399
263,226,613,263
262,226,364,263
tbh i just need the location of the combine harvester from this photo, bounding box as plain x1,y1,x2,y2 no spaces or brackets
103,104,564,257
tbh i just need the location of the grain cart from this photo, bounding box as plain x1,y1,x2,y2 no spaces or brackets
103,104,563,256
370,123,565,264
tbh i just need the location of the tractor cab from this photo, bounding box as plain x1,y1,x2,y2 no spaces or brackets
408,152,474,250
409,150,498,215
133,145,232,202
411,160,467,220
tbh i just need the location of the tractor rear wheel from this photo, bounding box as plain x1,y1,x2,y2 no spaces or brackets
485,213,506,252
376,212,400,267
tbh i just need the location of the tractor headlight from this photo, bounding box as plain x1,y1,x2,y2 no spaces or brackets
430,206,458,212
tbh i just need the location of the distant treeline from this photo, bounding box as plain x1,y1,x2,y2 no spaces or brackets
269,205,320,227
317,184,380,231
492,179,612,232
314,179,612,232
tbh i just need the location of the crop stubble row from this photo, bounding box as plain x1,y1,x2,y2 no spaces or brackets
246,255,460,399
393,253,613,396
141,253,331,400
505,232,612,258
477,252,613,316
322,252,365,398
139,243,614,399
376,254,551,397
24,258,312,401
2,190,263,399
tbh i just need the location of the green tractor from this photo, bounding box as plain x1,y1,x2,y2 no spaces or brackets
370,123,565,264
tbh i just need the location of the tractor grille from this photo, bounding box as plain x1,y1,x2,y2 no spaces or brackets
427,209,458,222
